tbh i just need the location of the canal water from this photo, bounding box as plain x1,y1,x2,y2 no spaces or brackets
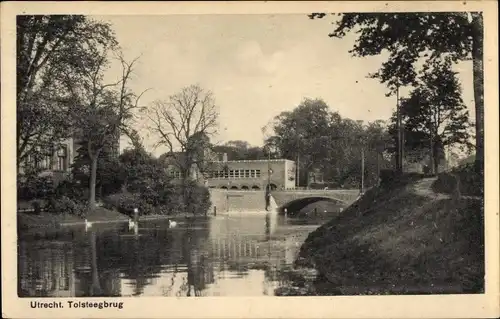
18,211,331,297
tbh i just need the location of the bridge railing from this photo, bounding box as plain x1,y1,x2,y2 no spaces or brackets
275,188,361,193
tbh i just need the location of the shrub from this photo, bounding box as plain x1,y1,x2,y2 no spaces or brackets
379,169,398,188
158,185,184,215
46,196,87,217
103,181,212,217
18,175,54,201
54,180,89,203
184,183,211,215
103,192,156,216
432,163,483,197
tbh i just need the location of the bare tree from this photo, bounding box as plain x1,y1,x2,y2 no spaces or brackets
145,84,219,182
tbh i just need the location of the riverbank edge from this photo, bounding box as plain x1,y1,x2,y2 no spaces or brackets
294,174,484,295
17,206,206,230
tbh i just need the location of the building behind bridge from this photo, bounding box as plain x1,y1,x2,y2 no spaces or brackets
205,157,297,190
164,152,297,190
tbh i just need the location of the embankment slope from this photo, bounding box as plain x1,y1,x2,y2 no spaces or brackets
296,176,484,295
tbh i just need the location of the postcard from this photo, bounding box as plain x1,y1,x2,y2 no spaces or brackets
1,1,498,318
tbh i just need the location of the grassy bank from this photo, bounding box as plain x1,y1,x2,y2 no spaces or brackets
295,174,484,295
18,206,207,231
17,207,129,229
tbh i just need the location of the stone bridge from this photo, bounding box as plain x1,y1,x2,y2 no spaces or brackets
208,188,361,215
271,189,360,215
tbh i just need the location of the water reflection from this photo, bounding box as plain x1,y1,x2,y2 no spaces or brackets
18,212,326,297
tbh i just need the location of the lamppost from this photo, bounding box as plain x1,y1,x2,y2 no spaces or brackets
267,146,271,190
265,145,272,211
262,124,273,210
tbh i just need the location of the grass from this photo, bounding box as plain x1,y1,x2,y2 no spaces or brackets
17,206,129,230
295,173,484,295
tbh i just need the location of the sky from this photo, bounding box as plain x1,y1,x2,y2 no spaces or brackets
94,14,475,157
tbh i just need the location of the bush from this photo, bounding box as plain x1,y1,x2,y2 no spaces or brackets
103,192,156,216
46,196,87,217
54,180,89,203
432,163,483,197
379,169,398,188
184,183,211,215
18,175,54,201
103,181,212,217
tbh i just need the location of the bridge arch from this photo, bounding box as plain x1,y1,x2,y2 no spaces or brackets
278,196,345,216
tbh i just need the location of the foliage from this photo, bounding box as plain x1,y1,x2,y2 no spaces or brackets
145,84,219,180
17,174,54,201
266,98,391,188
387,58,473,173
16,15,118,169
309,12,484,173
103,182,211,216
46,196,87,217
62,47,145,207
53,179,89,203
119,148,170,193
432,163,483,196
103,192,155,216
183,180,212,215
72,139,123,198
266,98,332,174
212,140,265,161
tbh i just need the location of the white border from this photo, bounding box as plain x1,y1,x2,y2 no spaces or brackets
2,1,499,318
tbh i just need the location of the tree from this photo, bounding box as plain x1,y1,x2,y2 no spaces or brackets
63,49,146,209
118,148,169,193
388,58,472,173
16,15,117,171
72,138,122,198
212,140,266,161
309,12,484,174
266,98,332,186
145,84,219,182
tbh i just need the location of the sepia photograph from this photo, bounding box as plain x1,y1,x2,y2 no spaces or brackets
1,1,499,318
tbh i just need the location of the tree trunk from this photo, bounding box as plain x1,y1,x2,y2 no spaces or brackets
433,143,440,174
89,156,98,209
88,147,102,210
472,13,484,175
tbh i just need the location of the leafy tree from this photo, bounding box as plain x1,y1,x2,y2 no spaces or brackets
309,12,484,173
212,140,265,161
119,148,169,193
72,138,122,198
16,15,117,171
266,98,390,188
62,48,146,209
388,58,473,173
266,98,332,186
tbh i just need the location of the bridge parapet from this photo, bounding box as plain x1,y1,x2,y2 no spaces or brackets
208,188,361,213
272,189,360,204
271,189,360,214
